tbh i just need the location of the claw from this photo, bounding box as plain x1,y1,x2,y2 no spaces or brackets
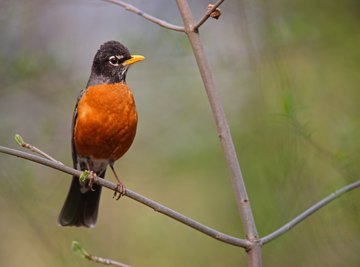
88,171,97,191
109,163,126,200
113,182,126,200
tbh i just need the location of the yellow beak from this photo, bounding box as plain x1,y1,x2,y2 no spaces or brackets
123,55,145,66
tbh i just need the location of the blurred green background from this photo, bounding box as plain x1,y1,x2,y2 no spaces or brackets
0,0,359,266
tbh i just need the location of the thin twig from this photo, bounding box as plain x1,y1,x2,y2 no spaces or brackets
14,134,64,165
72,241,131,267
102,0,185,32
0,146,252,249
176,0,258,239
261,179,360,245
175,1,262,266
86,254,131,267
193,0,225,31
2,144,360,249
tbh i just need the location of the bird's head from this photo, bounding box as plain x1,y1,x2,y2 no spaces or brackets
89,40,144,85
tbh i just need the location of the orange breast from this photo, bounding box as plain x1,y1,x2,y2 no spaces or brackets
74,82,138,161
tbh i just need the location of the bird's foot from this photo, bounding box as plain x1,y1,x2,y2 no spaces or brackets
113,182,126,200
88,171,97,192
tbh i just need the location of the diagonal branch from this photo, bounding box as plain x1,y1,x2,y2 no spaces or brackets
103,0,185,32
193,0,225,31
2,143,359,249
14,134,64,165
175,1,262,266
261,179,360,245
0,145,251,249
72,241,131,267
175,0,258,240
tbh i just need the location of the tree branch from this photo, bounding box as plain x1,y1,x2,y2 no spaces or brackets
175,0,258,239
261,179,360,245
193,0,225,31
103,0,185,32
175,1,262,266
0,145,251,249
72,241,131,267
14,134,64,165
2,143,359,250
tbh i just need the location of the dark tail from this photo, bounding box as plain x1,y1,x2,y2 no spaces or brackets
57,170,105,227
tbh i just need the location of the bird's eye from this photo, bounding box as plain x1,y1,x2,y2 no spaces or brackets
109,56,120,66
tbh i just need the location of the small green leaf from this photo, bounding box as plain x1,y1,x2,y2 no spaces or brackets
71,241,89,258
80,170,90,183
71,241,83,254
14,134,25,146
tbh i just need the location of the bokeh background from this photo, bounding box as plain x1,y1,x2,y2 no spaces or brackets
0,0,359,266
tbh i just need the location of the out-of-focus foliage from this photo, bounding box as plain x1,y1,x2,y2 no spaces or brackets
0,0,359,266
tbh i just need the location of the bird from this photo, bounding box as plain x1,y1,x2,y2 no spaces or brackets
57,41,144,227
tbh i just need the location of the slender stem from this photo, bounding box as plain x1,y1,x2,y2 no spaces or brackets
261,179,360,245
1,146,82,179
73,241,131,267
86,254,131,267
193,0,225,31
175,0,258,239
0,146,251,249
103,0,185,32
15,134,64,165
175,1,261,266
126,189,251,248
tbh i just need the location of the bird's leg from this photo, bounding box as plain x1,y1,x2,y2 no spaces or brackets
88,171,97,191
109,163,126,200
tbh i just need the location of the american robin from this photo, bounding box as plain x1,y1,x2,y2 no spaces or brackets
57,41,144,227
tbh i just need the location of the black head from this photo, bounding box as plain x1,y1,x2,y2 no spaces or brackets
87,41,144,86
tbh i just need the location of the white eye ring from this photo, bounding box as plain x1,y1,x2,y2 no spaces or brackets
109,55,124,66
109,56,119,66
